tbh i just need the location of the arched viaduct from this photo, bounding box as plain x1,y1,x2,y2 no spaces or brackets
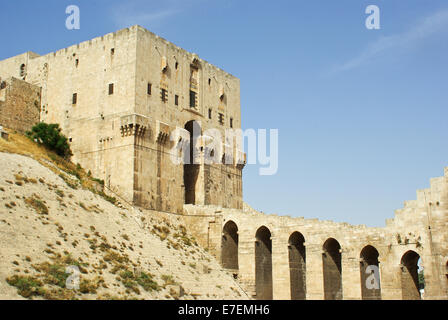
182,168,448,300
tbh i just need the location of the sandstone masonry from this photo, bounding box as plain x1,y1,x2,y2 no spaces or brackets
0,77,40,133
0,26,447,300
0,26,244,214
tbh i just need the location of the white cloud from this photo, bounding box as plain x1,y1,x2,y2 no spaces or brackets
110,0,195,28
334,9,448,73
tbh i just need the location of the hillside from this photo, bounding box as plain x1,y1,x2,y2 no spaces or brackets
0,130,248,300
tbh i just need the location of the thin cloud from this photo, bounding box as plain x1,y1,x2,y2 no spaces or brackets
111,0,187,28
110,0,214,28
113,8,179,28
333,9,448,73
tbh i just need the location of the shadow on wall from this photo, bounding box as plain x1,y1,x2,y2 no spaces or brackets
255,226,272,300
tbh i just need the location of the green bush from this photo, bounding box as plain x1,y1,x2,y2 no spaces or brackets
27,123,72,158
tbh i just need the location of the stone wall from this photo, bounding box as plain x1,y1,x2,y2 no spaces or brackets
1,26,446,300
132,26,244,212
0,77,40,133
0,26,244,212
182,167,448,300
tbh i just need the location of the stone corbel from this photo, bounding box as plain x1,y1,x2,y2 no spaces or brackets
156,121,171,144
236,150,247,169
120,114,149,138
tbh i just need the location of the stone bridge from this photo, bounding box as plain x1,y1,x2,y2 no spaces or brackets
182,168,448,300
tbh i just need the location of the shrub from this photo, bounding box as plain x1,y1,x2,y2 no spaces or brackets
119,269,159,293
25,196,49,215
26,123,72,158
6,275,45,298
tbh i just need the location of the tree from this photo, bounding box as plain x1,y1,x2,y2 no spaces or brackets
27,123,72,158
418,270,425,290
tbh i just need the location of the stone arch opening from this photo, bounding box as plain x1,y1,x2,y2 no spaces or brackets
322,238,342,300
400,250,421,300
255,226,272,300
19,64,26,79
288,232,306,300
445,260,448,292
183,120,201,204
418,257,425,294
221,220,238,270
360,245,381,300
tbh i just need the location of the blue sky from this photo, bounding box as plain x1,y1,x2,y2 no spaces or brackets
1,0,447,227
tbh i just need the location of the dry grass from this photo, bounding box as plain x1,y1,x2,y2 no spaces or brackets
24,196,49,215
0,128,116,205
0,128,248,301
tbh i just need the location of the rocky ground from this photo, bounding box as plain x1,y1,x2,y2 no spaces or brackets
0,148,248,300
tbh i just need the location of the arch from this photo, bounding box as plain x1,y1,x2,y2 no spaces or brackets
360,245,381,300
400,250,421,300
445,260,448,292
322,238,342,300
288,232,306,300
255,226,273,300
446,259,448,276
183,120,201,204
221,221,238,270
19,64,26,78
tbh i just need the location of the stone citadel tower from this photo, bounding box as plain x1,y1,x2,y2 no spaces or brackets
0,26,447,300
0,25,245,213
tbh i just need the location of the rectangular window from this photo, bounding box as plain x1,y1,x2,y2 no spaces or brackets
147,83,152,95
208,109,212,120
175,95,179,106
161,89,168,103
72,93,77,105
108,83,114,95
230,118,233,128
189,90,197,108
218,113,224,125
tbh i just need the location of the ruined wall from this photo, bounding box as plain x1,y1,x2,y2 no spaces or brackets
0,77,40,133
182,167,448,300
386,168,448,299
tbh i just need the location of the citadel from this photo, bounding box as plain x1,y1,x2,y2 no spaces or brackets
0,25,447,300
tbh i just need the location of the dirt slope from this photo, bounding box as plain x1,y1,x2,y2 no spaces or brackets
0,151,248,300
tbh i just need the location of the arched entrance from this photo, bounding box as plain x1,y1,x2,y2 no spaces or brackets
221,221,238,270
322,238,342,300
255,226,272,300
288,232,306,300
360,245,381,300
400,250,422,300
183,120,201,204
445,260,448,295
